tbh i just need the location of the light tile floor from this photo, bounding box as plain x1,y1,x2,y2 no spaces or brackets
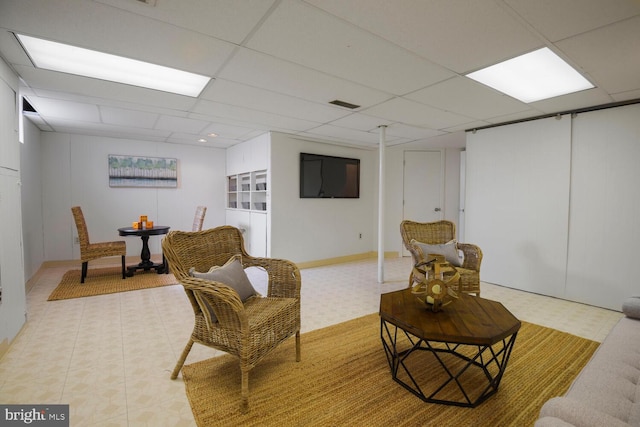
0,257,623,426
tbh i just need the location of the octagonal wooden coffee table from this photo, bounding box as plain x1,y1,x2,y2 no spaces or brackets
379,288,521,407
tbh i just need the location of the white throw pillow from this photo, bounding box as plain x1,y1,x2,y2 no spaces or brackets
189,255,258,325
410,239,462,267
622,296,640,320
189,255,257,302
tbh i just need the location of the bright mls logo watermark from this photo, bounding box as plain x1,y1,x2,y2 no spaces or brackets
1,405,68,426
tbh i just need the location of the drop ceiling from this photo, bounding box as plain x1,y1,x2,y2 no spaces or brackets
0,0,639,149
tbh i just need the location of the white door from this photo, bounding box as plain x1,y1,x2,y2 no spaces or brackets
402,150,443,256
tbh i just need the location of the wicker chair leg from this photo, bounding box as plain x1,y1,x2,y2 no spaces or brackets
121,256,126,279
171,339,194,379
240,369,249,414
295,331,301,362
81,261,88,284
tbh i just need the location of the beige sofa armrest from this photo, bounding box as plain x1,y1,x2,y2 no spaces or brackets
535,416,577,427
539,397,630,427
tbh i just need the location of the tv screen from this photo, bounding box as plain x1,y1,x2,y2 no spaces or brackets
300,153,360,198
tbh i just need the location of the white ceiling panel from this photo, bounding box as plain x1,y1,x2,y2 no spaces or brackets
99,106,158,129
27,97,100,122
94,0,278,45
530,87,616,114
16,66,199,112
165,134,238,149
328,113,395,132
556,16,640,95
154,116,209,134
612,88,640,102
303,0,543,73
303,123,398,146
201,79,351,124
505,0,640,42
200,122,258,140
406,77,533,120
43,117,171,140
364,98,473,130
193,100,321,132
246,0,454,95
1,0,639,149
219,48,394,108
385,124,445,141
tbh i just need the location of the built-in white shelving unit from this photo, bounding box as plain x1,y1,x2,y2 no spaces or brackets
227,170,267,212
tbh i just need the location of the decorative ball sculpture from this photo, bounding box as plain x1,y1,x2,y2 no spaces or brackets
411,254,460,312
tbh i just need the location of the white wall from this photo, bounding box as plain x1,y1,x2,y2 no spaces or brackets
269,133,377,263
0,58,26,350
20,118,44,280
40,133,227,261
267,132,462,264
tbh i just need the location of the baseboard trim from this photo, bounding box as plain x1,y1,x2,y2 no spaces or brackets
295,251,399,269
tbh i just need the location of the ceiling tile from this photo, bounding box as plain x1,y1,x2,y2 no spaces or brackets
200,122,258,140
94,0,277,45
385,124,445,141
505,0,640,42
247,0,454,95
193,99,321,132
405,77,532,120
218,47,393,107
303,124,392,146
26,97,100,122
201,79,351,123
100,106,159,129
328,113,395,132
556,16,640,95
304,0,542,73
154,116,210,134
43,117,171,140
364,97,473,130
530,88,615,114
15,65,199,112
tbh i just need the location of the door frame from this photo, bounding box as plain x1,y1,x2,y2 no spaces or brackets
401,149,445,256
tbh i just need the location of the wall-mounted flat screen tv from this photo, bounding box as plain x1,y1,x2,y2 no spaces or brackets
300,152,360,198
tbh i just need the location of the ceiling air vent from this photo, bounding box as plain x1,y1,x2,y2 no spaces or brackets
22,97,37,113
329,99,360,110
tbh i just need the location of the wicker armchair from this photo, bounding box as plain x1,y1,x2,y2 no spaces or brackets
192,205,207,231
162,226,301,413
71,206,126,284
400,220,482,296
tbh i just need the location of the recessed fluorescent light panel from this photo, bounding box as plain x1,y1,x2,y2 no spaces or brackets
16,34,210,97
466,47,594,103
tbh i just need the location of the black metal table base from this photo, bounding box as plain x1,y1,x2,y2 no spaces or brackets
125,235,166,276
380,318,518,407
125,260,165,276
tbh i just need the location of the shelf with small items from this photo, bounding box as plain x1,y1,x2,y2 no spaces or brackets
227,170,267,211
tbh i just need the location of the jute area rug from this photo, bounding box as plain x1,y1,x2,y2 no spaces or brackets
182,313,599,427
48,267,177,301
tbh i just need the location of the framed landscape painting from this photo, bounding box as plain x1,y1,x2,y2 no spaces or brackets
108,155,178,188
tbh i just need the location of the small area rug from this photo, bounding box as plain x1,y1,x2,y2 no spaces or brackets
48,267,177,301
182,313,599,427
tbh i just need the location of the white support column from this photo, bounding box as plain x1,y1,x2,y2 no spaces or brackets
378,125,387,283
